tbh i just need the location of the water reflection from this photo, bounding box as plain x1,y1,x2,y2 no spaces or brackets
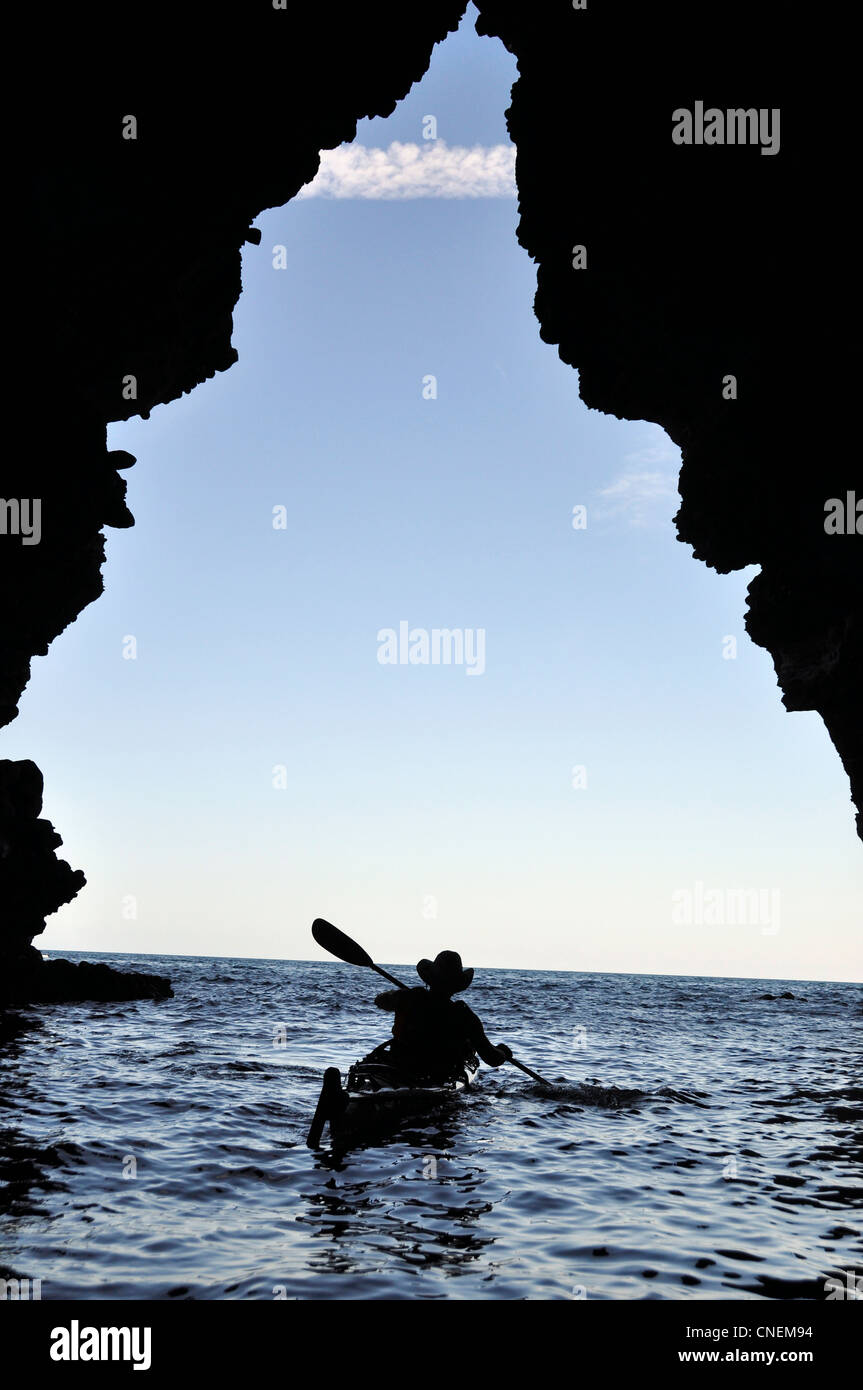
298,1117,497,1281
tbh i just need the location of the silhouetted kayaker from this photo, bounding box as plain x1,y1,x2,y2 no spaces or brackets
373,950,511,1081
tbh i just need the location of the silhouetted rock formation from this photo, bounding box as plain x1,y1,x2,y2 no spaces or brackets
0,760,168,1001
0,759,85,958
2,1,859,983
0,946,173,1006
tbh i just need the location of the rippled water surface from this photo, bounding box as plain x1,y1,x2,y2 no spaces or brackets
1,953,861,1300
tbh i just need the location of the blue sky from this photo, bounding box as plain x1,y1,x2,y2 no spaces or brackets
8,8,860,979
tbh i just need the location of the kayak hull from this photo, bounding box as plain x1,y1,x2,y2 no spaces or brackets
307,1051,478,1148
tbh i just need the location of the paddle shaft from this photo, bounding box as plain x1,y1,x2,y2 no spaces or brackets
507,1055,553,1086
371,963,409,990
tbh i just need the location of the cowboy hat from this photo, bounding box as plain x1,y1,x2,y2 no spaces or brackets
416,950,474,994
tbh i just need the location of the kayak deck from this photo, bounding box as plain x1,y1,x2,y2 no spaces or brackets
307,1052,479,1148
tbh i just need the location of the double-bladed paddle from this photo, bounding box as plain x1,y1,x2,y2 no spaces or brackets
311,918,408,990
310,918,554,1086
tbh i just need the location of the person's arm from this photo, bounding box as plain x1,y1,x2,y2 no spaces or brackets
458,1003,512,1067
476,1034,512,1067
375,987,420,1011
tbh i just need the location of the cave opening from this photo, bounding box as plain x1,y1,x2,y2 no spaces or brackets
3,2,859,1000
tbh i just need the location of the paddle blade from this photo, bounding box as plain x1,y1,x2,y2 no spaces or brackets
311,919,374,969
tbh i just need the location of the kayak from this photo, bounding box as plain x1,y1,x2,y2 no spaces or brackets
307,1049,479,1149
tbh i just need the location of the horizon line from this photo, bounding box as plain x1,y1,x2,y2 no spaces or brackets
37,946,862,988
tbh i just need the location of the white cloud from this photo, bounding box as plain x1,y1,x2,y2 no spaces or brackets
621,424,681,470
595,428,681,526
298,140,516,200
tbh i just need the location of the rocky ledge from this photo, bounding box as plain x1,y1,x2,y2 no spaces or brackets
1,947,173,1007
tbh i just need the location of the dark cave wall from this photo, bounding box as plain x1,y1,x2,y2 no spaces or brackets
9,0,469,729
3,0,469,965
474,0,861,836
1,1,859,967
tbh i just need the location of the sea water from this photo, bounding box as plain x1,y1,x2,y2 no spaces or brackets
1,954,860,1300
